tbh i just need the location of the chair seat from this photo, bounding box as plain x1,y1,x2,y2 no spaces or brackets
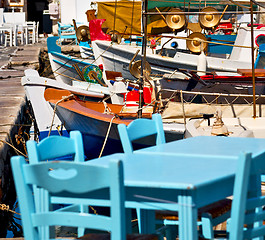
155,198,232,221
78,233,158,240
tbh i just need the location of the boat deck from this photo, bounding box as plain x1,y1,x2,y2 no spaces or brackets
237,68,265,77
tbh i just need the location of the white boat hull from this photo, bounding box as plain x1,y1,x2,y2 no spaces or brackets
91,27,265,79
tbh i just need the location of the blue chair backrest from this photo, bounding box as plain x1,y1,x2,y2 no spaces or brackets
229,151,265,240
26,131,85,238
11,157,126,240
26,130,84,163
118,113,165,154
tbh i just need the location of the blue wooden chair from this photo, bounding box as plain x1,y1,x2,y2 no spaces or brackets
57,22,77,45
118,113,166,154
26,130,86,238
11,157,159,240
11,157,123,239
228,151,265,240
26,130,84,164
118,113,231,239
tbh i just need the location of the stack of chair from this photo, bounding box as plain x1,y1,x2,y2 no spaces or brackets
26,21,39,44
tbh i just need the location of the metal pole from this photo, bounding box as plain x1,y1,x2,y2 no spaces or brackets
250,0,256,118
139,0,148,118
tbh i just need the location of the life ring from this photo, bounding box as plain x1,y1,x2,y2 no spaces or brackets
255,34,265,47
82,65,103,84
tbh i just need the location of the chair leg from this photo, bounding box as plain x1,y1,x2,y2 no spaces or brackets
77,204,87,237
201,213,214,239
13,29,17,46
10,30,13,47
4,32,8,47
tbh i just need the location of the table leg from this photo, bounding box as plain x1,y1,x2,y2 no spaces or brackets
178,194,198,240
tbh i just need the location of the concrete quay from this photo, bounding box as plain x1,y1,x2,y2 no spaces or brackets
0,40,46,237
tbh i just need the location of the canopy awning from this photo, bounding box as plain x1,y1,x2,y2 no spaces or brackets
97,0,142,35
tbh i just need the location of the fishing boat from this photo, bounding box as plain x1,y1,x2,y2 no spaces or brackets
159,88,265,138
91,26,265,80
44,88,185,159
22,69,106,140
86,0,265,79
47,36,110,91
185,114,265,138
47,35,134,104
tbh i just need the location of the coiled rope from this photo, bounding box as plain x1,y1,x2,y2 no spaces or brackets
0,204,21,215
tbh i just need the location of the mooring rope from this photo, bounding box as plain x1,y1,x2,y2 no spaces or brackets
98,115,116,158
0,140,27,158
48,94,74,137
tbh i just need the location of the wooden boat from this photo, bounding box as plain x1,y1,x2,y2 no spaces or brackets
91,26,263,80
44,88,185,159
185,115,265,138
47,36,132,104
22,69,105,140
47,36,110,92
160,89,265,138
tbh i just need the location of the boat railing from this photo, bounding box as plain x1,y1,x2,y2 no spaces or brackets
159,88,265,124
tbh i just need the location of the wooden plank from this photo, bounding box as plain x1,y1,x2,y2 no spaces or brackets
237,69,265,77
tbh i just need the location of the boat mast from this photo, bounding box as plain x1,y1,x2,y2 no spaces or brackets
139,0,148,118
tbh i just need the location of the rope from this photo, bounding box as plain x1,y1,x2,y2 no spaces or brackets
51,42,113,84
160,88,265,109
53,71,84,82
161,88,265,98
0,139,27,158
89,205,98,215
0,130,27,157
180,90,187,127
98,116,116,158
0,204,20,215
48,94,74,137
39,62,51,77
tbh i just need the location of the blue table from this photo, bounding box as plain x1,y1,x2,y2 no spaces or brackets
135,136,265,158
89,136,265,240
